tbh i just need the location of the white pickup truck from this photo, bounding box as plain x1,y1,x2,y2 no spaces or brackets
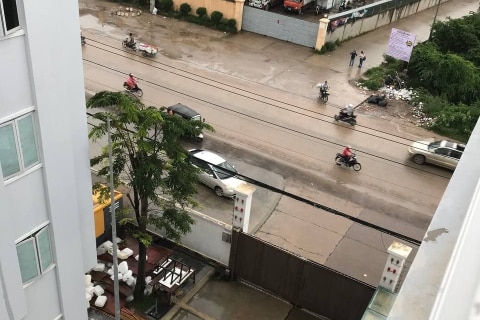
249,0,283,11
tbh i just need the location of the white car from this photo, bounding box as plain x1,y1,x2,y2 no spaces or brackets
188,149,246,198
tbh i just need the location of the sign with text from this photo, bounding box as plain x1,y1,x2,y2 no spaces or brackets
385,28,416,62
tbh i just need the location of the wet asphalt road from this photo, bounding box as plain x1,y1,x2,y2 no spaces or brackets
80,1,450,286
79,0,478,317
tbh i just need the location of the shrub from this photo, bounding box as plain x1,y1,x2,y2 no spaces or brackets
316,40,341,54
156,0,173,11
226,19,236,30
214,19,237,33
211,11,223,25
179,3,192,16
196,7,207,18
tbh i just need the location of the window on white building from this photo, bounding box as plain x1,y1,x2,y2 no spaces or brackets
0,113,40,179
0,0,20,35
16,226,54,284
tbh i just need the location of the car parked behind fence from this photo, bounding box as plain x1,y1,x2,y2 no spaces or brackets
188,149,246,198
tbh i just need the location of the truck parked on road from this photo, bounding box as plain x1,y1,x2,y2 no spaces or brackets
284,0,315,14
249,0,283,10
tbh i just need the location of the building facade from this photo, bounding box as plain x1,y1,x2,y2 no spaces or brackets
0,0,96,319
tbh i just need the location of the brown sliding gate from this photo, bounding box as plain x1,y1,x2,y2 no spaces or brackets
229,230,375,320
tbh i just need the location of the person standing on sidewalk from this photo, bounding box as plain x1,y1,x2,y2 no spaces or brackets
349,50,357,66
358,51,366,68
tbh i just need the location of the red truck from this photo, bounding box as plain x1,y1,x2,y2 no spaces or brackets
284,0,315,14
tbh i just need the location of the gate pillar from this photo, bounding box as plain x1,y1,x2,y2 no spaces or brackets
315,17,330,51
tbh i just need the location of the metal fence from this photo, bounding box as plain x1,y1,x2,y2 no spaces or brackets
229,229,375,320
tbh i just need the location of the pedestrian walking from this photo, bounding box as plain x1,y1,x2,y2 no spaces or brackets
349,50,357,66
358,51,366,68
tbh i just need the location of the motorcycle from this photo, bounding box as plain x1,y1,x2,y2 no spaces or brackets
123,83,143,97
319,89,329,103
122,38,137,51
335,153,362,171
334,108,357,125
137,43,158,58
338,0,352,11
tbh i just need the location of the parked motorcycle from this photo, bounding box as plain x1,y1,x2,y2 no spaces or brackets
338,0,352,11
319,89,329,103
334,108,357,125
122,38,137,51
123,82,143,97
335,153,361,171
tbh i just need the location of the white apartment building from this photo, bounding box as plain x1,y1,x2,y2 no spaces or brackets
0,0,96,319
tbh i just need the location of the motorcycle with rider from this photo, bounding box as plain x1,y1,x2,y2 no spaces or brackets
335,145,361,171
334,103,357,125
315,81,330,103
123,73,143,97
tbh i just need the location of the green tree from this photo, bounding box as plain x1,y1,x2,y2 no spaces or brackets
87,91,212,299
179,3,192,16
408,42,480,104
196,7,207,18
431,13,480,65
211,11,223,26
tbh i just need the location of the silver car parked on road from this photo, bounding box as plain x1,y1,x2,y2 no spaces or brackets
188,149,246,198
408,139,465,170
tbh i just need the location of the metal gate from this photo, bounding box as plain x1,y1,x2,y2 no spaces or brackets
242,6,319,48
229,230,375,320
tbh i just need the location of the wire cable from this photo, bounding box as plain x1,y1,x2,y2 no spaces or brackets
83,55,451,180
86,111,421,247
82,37,429,145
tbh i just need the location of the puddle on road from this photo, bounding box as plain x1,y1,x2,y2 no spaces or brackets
80,14,124,40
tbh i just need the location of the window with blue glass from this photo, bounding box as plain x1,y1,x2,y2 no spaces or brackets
16,225,54,284
0,113,40,180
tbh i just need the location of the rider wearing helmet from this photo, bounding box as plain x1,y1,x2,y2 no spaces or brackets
126,73,138,90
340,145,353,164
340,103,355,118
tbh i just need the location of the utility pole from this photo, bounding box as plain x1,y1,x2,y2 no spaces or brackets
107,118,121,320
428,0,442,40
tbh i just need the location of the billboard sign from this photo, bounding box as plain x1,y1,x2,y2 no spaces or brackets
385,28,416,62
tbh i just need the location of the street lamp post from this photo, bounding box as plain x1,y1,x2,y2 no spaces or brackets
428,0,442,40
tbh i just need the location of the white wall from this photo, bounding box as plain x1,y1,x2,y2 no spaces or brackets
6,169,48,237
21,0,96,317
0,36,33,118
0,0,96,319
0,169,28,319
180,211,232,266
150,209,232,266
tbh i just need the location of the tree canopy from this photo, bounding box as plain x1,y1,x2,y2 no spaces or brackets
405,12,480,141
87,91,213,298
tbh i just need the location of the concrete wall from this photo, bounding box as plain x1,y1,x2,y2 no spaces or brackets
150,209,232,266
324,0,449,45
180,210,232,266
242,6,318,47
171,0,245,30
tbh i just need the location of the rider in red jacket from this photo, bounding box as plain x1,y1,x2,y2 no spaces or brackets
341,145,353,163
126,73,138,90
